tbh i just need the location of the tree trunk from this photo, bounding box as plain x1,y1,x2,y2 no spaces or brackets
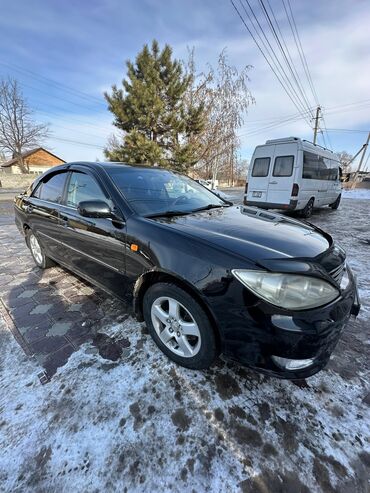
17,154,28,173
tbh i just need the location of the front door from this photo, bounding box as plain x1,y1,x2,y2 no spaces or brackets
58,171,127,299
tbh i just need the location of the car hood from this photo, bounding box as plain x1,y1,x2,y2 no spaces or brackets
151,206,331,262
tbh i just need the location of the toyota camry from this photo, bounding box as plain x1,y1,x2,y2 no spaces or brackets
14,162,360,379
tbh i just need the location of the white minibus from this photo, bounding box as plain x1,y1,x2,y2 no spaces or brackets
244,137,342,218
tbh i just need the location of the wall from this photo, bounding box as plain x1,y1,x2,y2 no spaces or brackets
0,173,37,189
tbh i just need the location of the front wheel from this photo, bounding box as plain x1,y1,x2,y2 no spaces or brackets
330,194,341,210
143,282,218,369
27,229,55,269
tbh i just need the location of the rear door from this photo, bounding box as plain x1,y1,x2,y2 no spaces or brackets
247,145,274,205
25,171,69,260
266,143,297,205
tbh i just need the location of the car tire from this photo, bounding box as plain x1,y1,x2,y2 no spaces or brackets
143,282,218,370
27,229,55,269
300,198,314,218
330,194,341,210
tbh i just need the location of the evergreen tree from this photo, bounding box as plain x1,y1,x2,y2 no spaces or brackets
104,40,204,171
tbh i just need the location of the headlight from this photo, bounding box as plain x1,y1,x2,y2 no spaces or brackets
232,270,340,310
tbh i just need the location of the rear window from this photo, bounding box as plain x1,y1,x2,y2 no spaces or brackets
252,157,270,177
33,172,67,203
273,156,294,177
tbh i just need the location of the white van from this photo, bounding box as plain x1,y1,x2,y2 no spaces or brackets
245,137,342,218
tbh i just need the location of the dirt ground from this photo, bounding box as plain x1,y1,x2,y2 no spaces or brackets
0,191,369,492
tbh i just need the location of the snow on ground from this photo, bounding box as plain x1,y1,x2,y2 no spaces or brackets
342,188,370,200
0,313,369,493
0,196,369,492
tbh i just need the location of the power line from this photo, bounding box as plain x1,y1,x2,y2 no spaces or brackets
0,60,106,107
325,128,370,133
282,0,320,106
240,0,312,122
49,136,105,150
230,0,312,126
258,0,314,116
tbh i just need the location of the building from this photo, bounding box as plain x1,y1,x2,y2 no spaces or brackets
0,148,65,174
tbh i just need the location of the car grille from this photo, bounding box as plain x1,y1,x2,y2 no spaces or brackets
330,263,345,284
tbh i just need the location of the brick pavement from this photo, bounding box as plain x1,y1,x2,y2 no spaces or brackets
0,225,131,379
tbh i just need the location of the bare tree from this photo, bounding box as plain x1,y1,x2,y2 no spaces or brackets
185,49,254,185
234,158,249,182
336,150,353,174
0,78,49,173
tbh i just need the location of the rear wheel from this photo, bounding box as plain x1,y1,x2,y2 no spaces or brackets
300,198,314,218
27,229,55,269
143,282,218,369
330,194,341,210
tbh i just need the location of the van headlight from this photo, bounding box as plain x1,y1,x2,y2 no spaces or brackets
232,270,340,310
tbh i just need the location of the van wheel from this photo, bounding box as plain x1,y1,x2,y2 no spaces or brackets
330,194,341,210
27,229,55,269
300,198,314,218
143,282,218,370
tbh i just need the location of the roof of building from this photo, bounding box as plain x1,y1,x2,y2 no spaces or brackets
0,147,66,168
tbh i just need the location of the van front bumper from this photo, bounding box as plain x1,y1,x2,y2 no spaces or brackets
243,199,298,210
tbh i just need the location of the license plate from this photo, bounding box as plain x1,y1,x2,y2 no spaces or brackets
252,191,262,198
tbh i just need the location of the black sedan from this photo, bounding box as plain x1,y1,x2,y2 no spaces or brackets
14,162,360,379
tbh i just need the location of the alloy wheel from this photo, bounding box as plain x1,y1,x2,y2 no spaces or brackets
150,296,201,358
29,233,43,265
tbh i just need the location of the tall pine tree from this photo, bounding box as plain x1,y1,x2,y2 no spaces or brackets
104,40,204,171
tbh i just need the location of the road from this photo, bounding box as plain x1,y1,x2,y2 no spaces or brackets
0,189,369,492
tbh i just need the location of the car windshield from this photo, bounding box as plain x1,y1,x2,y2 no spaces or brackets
107,167,227,216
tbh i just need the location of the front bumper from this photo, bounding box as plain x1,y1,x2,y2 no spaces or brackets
213,268,360,379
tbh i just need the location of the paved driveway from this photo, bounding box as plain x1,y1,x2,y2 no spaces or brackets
0,195,369,492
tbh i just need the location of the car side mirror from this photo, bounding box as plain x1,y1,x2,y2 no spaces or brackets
77,200,113,219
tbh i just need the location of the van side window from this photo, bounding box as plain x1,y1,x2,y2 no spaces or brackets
273,156,294,177
330,162,340,180
252,157,270,177
303,152,320,179
318,156,331,180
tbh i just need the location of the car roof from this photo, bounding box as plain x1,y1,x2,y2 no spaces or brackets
55,161,171,173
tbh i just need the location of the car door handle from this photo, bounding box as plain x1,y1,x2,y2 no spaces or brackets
269,181,278,185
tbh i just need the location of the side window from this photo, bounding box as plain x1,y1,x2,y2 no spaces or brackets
66,172,107,208
330,161,339,181
252,157,270,177
273,156,294,177
318,156,330,180
303,152,320,179
34,172,67,203
32,182,43,199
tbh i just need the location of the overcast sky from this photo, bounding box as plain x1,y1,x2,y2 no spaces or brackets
0,0,369,168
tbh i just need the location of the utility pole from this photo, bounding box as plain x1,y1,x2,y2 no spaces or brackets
351,131,370,189
313,106,321,145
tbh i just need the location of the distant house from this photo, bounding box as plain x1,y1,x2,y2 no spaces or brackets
0,148,66,174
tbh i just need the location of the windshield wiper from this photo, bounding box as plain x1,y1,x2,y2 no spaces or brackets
145,203,231,218
145,210,194,218
191,203,231,212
